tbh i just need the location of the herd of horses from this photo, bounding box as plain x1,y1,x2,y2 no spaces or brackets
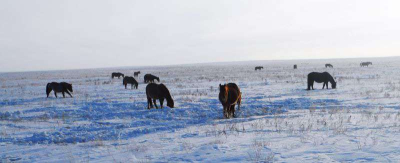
45,62,372,119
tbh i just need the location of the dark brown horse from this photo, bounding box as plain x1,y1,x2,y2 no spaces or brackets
307,72,336,90
144,74,160,83
294,64,297,69
255,66,264,71
134,71,141,77
360,62,372,67
219,83,241,118
325,64,333,68
46,82,73,98
123,76,138,89
112,72,124,79
146,83,174,109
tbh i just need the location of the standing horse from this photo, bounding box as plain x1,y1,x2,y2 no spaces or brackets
307,72,336,90
123,76,138,89
255,66,264,71
144,74,160,83
360,62,372,67
325,64,333,68
294,64,297,69
134,71,141,77
219,83,242,118
146,83,174,109
112,72,124,79
46,82,73,98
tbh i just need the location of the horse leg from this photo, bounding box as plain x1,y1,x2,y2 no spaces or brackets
153,99,158,109
147,97,152,109
54,92,58,98
125,84,127,89
160,98,164,108
66,91,73,98
322,83,325,89
231,105,236,118
62,91,66,98
223,106,227,118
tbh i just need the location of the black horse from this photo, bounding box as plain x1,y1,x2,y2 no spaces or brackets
146,83,174,109
325,64,333,68
294,64,297,69
360,62,372,67
134,71,141,77
144,74,160,83
112,72,124,79
46,82,73,98
219,83,242,118
307,72,336,90
123,76,138,89
255,66,264,71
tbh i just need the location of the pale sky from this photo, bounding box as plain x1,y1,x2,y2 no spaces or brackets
1,0,400,72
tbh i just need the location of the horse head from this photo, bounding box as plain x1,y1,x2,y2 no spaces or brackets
67,83,73,92
219,84,229,103
160,84,174,108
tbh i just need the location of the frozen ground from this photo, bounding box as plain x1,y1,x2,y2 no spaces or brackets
1,57,400,162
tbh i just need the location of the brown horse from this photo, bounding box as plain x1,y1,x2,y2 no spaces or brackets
255,66,263,71
112,72,124,79
123,76,138,89
219,83,241,118
146,83,174,109
134,71,141,77
46,82,73,98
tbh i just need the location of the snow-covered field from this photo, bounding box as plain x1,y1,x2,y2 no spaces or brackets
2,57,400,162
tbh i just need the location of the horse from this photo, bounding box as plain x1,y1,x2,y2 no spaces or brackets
294,64,297,69
360,62,372,67
134,71,141,77
112,72,124,79
325,64,333,68
46,82,73,98
146,83,174,109
219,83,242,118
123,76,138,89
307,72,336,90
255,66,264,71
144,74,160,83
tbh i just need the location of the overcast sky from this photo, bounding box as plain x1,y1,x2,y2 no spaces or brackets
1,0,400,72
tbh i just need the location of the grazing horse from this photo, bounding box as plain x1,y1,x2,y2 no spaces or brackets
219,83,242,118
123,76,138,89
112,72,124,79
307,72,336,90
46,82,73,98
360,62,372,67
294,64,297,69
134,71,141,77
144,74,160,83
255,66,264,71
325,64,333,68
146,83,174,109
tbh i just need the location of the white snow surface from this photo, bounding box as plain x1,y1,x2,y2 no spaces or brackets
1,57,400,162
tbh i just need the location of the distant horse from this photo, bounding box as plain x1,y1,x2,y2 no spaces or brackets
123,76,138,89
146,83,174,109
112,72,124,79
134,71,141,77
307,72,336,90
255,66,264,71
46,82,73,98
360,62,372,67
325,64,333,68
294,64,297,69
144,74,160,83
219,83,242,118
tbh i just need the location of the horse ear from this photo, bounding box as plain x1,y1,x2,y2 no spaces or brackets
219,84,222,87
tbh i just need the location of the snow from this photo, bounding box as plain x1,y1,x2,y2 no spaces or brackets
1,57,400,162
